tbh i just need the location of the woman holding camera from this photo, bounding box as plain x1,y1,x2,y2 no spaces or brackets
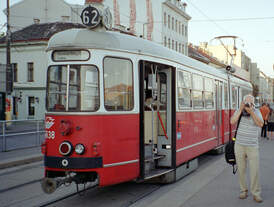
230,95,264,203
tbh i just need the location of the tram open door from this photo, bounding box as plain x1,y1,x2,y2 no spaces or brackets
139,60,176,183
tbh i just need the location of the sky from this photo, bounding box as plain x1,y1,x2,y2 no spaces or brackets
0,0,273,77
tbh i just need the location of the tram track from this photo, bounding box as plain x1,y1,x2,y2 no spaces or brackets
120,184,161,207
39,183,98,207
37,154,217,207
0,178,42,194
0,162,42,177
39,182,162,207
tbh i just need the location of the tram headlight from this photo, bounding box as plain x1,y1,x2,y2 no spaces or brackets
75,143,85,155
59,141,73,156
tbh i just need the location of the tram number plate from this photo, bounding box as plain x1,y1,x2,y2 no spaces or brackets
81,6,100,28
46,131,55,139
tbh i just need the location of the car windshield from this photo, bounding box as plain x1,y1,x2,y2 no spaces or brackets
46,65,99,112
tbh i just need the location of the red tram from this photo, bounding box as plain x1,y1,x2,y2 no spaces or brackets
41,17,252,194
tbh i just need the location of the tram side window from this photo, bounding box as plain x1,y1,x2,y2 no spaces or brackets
192,74,204,109
232,86,238,109
204,77,214,109
104,57,133,111
177,70,192,109
224,83,228,109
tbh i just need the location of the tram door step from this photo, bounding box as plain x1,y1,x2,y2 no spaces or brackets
144,169,174,181
144,154,165,173
145,154,165,162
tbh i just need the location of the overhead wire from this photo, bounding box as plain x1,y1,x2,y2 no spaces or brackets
185,0,230,35
192,16,274,22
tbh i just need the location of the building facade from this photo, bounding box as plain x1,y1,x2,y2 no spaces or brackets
103,0,191,55
259,72,270,103
5,0,191,55
199,43,251,82
5,0,83,32
0,22,84,120
250,62,260,97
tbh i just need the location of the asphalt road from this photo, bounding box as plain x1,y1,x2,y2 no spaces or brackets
1,138,273,207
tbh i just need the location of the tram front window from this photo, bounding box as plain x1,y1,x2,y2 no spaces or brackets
47,65,99,112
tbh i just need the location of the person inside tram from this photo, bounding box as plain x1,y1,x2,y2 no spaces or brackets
145,90,154,110
230,94,264,203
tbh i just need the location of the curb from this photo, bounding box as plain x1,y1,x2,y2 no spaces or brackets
0,155,43,169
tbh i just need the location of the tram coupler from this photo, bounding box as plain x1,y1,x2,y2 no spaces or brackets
41,172,98,194
41,176,73,194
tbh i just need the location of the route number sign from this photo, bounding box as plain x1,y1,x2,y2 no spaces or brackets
81,6,101,28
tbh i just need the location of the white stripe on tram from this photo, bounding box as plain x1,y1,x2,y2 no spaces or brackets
104,159,139,168
176,137,217,153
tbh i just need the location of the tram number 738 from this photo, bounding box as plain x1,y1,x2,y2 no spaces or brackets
46,131,55,139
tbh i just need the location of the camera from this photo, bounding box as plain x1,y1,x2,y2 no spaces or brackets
244,103,250,108
242,103,251,116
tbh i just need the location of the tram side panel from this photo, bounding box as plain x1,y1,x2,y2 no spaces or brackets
176,110,218,166
44,114,140,187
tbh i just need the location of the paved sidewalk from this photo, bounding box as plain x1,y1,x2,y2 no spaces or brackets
0,147,43,169
131,138,274,207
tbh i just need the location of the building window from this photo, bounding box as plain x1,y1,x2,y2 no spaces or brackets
168,38,171,48
28,96,35,116
182,24,184,36
27,62,34,82
164,36,167,47
179,44,181,53
12,63,18,82
179,21,181,34
182,43,185,54
13,97,18,116
172,40,174,50
185,25,188,36
175,20,178,32
168,15,170,29
176,41,178,51
172,17,174,30
164,12,166,26
185,45,188,55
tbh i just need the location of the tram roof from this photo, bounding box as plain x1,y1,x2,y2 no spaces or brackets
47,28,251,88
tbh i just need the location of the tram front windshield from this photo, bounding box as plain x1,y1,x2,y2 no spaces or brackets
46,65,99,112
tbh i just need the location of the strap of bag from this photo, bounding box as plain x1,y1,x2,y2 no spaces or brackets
231,112,242,175
233,164,237,174
234,113,242,139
